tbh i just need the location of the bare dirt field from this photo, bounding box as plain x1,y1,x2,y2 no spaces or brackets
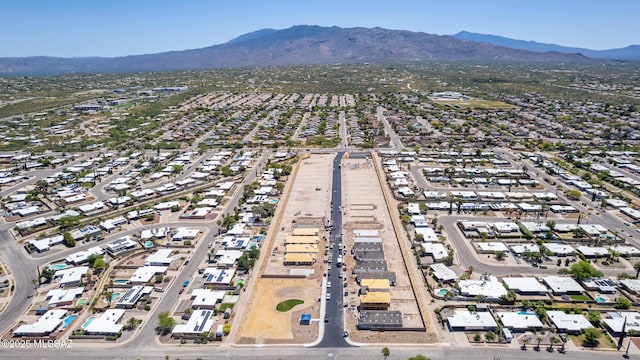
236,277,320,344
238,153,334,344
341,156,431,343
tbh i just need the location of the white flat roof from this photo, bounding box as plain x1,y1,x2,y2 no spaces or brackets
477,242,509,253
547,310,592,332
172,309,215,335
576,246,609,257
543,276,584,294
430,263,457,282
203,268,235,285
191,288,226,308
144,249,174,266
620,279,640,293
509,244,540,254
543,243,575,255
129,266,167,283
604,312,640,334
14,309,66,335
496,312,544,330
502,277,548,294
422,242,448,261
459,276,508,299
447,309,497,329
415,227,437,241
55,266,89,286
84,309,125,335
46,287,84,307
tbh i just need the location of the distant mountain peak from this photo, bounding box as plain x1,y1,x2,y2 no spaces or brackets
226,28,278,44
452,30,640,60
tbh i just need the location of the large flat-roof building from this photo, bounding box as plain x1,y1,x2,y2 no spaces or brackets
54,266,89,287
115,286,153,309
542,276,584,294
547,311,592,333
14,309,66,337
83,309,125,335
447,310,498,331
357,310,403,330
502,277,548,295
172,309,215,338
496,312,543,331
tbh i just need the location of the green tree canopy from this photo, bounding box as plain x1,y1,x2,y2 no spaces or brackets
157,311,175,335
568,260,603,281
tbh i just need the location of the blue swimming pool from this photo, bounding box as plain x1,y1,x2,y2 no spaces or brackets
270,199,278,204
436,288,448,296
82,316,95,329
144,241,154,248
62,314,77,329
104,292,122,303
596,294,608,303
48,263,69,271
113,279,128,284
518,311,537,316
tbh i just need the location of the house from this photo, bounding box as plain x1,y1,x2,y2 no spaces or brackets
458,276,508,299
54,266,89,287
502,277,548,295
542,276,584,294
190,289,226,309
202,268,235,287
447,309,498,331
496,312,543,331
65,247,104,265
14,309,67,337
144,249,174,266
83,309,125,335
129,266,167,284
430,263,457,283
603,312,640,335
46,287,84,307
547,311,592,333
172,309,214,338
115,286,153,308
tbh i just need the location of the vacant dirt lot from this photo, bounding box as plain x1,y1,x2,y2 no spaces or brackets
236,278,319,344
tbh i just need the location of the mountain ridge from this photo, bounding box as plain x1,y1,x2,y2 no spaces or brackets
0,25,598,75
453,31,640,61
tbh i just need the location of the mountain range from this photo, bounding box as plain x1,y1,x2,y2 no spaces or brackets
0,25,622,75
453,31,640,61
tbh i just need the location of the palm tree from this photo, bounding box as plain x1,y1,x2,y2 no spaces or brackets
522,338,529,350
381,347,390,360
634,261,640,279
549,336,560,351
536,336,543,351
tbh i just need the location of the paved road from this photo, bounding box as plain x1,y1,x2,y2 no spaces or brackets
0,342,631,360
376,106,404,150
317,152,350,348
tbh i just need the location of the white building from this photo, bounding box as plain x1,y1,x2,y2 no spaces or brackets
430,263,457,283
83,309,125,335
502,277,548,295
542,243,575,256
129,266,167,284
144,249,174,266
547,310,592,333
14,309,67,336
496,312,543,331
172,309,215,337
46,287,84,307
54,266,89,287
447,309,498,331
542,276,584,294
190,289,226,309
459,276,508,299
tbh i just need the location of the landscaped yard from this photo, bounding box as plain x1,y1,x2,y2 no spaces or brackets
569,294,590,301
276,299,304,312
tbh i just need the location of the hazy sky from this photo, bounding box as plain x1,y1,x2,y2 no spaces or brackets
1,0,637,57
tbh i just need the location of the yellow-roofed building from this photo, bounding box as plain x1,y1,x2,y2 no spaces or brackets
284,253,316,266
285,236,318,244
359,292,391,310
285,244,318,254
292,228,319,236
360,278,390,292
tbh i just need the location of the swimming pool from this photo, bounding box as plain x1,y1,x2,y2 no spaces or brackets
103,292,122,303
62,314,77,329
48,263,69,271
518,311,537,316
595,294,608,303
82,316,95,329
269,199,278,204
144,240,154,248
436,288,448,296
113,279,128,284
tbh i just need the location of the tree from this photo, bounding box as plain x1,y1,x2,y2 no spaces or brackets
522,338,530,350
583,328,602,347
473,334,482,342
485,331,496,342
634,261,640,279
549,336,560,351
381,347,390,360
615,297,632,310
566,189,582,200
62,232,76,247
588,311,601,326
408,355,430,360
536,336,543,350
157,311,176,335
93,257,106,270
495,250,506,261
568,260,603,281
126,317,140,331
222,323,231,335
500,290,517,304
41,267,56,283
